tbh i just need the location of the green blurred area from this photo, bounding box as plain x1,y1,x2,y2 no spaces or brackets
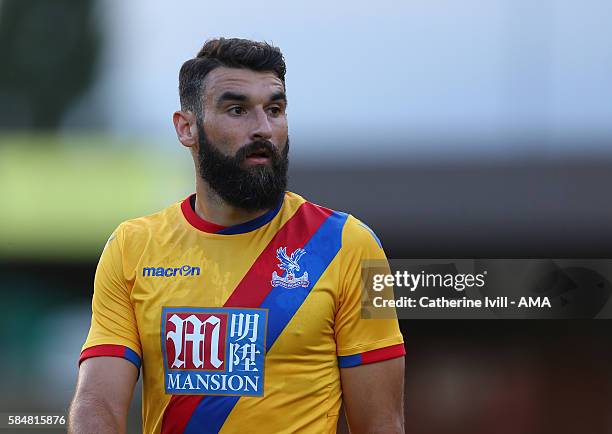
0,134,192,260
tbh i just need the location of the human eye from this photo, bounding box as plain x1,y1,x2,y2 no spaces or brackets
227,106,245,116
267,105,283,117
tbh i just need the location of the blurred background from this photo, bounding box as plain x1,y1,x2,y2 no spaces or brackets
1,0,612,433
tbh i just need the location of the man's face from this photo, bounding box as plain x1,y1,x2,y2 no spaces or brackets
196,67,289,211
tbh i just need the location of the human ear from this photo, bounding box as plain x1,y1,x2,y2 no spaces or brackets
172,110,198,148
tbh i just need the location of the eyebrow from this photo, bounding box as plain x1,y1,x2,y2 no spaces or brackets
270,91,288,104
216,90,288,108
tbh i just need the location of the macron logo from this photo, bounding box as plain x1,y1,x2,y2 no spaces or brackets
143,265,201,278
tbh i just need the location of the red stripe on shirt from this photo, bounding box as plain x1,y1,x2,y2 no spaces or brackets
160,396,204,434
223,201,332,308
360,343,406,365
161,201,332,434
79,344,128,365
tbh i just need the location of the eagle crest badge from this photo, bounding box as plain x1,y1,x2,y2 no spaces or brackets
271,247,310,289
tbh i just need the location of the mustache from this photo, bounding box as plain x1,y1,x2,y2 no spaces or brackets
235,140,281,162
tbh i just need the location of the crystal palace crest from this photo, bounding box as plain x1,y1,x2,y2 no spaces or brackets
271,247,310,289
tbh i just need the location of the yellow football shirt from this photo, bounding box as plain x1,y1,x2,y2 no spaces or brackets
80,191,404,433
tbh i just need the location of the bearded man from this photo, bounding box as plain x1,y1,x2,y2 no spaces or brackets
69,38,405,434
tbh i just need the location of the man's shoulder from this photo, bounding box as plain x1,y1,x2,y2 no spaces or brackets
114,198,183,242
341,214,384,252
286,191,346,220
290,192,383,252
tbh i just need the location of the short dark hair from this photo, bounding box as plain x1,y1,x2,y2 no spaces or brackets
178,38,286,119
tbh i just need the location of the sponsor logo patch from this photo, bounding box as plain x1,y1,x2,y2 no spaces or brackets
143,265,201,278
161,307,267,396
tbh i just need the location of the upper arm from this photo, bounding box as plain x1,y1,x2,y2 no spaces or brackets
71,224,142,430
335,216,404,363
70,356,138,434
335,217,406,432
80,224,142,369
340,357,405,434
73,356,139,423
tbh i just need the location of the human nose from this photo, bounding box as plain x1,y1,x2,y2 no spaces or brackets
249,106,273,142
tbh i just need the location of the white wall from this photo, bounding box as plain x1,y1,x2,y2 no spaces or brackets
77,0,612,161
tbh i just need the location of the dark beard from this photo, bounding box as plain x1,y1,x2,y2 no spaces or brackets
196,122,289,211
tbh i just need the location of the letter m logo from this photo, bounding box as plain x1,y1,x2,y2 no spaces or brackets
164,311,228,371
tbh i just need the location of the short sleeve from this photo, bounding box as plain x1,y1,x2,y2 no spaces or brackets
335,216,405,368
79,224,142,370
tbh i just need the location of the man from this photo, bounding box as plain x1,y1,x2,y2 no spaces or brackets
69,38,405,434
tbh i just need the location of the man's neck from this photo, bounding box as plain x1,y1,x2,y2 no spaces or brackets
193,180,272,228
